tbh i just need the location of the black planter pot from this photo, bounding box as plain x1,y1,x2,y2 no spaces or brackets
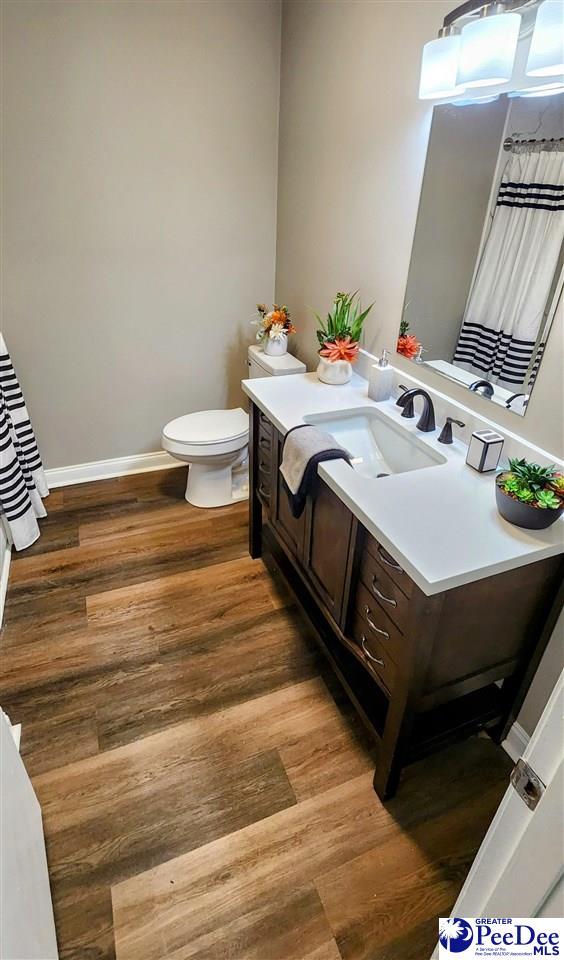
495,479,564,530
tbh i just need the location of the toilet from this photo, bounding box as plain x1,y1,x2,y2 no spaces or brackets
161,344,306,508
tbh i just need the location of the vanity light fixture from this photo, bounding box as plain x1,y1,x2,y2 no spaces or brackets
418,0,556,101
526,0,564,77
456,4,521,88
419,26,465,99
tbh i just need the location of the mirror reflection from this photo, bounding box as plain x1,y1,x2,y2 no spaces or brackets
400,92,564,416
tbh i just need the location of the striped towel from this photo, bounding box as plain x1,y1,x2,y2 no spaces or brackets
0,334,48,550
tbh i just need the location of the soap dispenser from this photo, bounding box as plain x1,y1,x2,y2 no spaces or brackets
368,349,393,402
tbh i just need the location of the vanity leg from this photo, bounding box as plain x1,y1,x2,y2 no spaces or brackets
372,693,417,802
373,761,401,802
249,403,262,559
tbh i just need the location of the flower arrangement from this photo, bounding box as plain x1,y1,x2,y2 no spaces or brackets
495,457,563,529
397,318,422,360
254,303,296,344
315,292,373,361
314,291,373,385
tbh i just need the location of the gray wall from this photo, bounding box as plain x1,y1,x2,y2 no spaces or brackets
276,0,564,459
404,99,509,362
2,0,281,468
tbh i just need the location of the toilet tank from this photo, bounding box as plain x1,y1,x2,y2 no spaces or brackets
247,344,306,379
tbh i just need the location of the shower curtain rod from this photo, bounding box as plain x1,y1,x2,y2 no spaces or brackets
503,136,564,151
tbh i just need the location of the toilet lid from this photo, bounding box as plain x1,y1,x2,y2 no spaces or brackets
163,408,249,446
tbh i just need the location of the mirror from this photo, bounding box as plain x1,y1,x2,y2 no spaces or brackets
400,92,564,416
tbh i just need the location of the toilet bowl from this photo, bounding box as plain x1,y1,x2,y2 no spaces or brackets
162,345,307,509
162,408,249,507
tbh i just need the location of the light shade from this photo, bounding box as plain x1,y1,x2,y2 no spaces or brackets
527,1,564,77
457,12,521,88
419,34,464,99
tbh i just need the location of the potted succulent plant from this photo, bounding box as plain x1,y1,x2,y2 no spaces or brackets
496,458,564,530
396,318,422,360
315,291,373,385
253,304,296,357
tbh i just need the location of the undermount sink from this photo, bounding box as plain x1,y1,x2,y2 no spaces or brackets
303,406,447,479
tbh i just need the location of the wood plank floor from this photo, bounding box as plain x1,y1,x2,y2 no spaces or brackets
0,468,512,960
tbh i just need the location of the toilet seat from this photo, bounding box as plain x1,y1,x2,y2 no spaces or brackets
162,408,249,458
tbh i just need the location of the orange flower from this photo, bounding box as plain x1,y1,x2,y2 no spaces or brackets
397,334,420,359
269,309,287,326
319,336,360,363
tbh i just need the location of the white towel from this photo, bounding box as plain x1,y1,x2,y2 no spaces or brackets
279,425,351,518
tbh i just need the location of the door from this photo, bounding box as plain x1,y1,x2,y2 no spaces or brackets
0,709,58,959
431,670,564,957
272,432,307,561
303,478,353,625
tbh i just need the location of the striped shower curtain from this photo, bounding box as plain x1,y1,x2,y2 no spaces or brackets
453,147,564,388
0,335,48,550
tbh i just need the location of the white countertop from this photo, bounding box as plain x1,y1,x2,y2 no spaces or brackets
242,371,564,595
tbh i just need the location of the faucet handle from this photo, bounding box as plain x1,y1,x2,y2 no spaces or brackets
396,385,415,418
438,416,465,445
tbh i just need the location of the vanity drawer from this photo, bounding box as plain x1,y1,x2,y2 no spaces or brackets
258,409,272,440
258,431,272,464
354,581,407,667
257,467,272,506
364,532,413,598
359,551,409,634
258,447,272,475
349,610,398,696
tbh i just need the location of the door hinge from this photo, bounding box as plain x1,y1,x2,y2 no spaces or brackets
510,757,545,811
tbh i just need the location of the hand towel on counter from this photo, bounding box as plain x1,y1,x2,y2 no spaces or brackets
0,334,48,550
280,424,351,519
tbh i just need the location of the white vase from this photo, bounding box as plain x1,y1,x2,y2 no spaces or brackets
316,356,352,385
264,334,288,357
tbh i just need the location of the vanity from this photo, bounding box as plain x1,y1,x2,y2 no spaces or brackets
243,373,563,800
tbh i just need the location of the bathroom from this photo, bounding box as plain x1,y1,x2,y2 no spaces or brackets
1,0,563,958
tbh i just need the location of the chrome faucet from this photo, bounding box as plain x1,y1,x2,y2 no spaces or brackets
469,379,494,398
396,387,436,432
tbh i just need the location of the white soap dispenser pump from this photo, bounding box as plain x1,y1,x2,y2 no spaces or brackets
368,349,393,402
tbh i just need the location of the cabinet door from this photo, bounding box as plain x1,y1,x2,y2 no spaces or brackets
274,462,306,561
303,478,353,624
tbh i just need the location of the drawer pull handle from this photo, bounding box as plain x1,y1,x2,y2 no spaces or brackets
364,606,390,639
371,577,397,607
377,545,403,573
361,635,385,667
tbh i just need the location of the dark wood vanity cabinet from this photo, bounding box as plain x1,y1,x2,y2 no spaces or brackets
249,402,564,800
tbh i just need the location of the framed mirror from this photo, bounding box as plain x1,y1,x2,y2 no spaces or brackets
400,91,564,416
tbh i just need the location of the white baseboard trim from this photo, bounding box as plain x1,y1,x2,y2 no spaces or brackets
45,451,183,489
502,721,530,762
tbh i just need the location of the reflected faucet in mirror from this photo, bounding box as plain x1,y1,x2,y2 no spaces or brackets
399,91,564,418
469,379,494,398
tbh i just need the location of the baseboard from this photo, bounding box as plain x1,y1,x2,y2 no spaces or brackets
45,451,183,489
502,721,530,762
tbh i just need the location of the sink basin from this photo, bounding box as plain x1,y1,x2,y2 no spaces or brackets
303,407,447,478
